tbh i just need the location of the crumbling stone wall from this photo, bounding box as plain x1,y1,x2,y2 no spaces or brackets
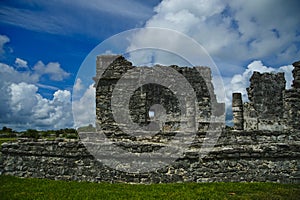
94,55,224,142
234,60,300,131
284,61,300,130
243,72,286,131
1,130,299,183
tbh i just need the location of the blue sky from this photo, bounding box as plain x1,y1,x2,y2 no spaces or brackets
0,0,299,130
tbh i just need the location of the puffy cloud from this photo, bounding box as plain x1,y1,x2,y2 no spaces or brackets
33,61,70,81
31,90,72,129
72,84,96,128
0,58,73,130
0,81,73,130
129,0,300,73
0,62,39,84
74,78,83,92
53,90,71,102
15,58,28,69
0,58,70,84
9,82,39,117
0,34,10,54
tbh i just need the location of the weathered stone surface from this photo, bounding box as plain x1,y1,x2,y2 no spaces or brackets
283,88,300,130
237,60,300,131
292,61,300,89
247,71,285,119
232,93,244,130
95,55,225,144
0,131,299,183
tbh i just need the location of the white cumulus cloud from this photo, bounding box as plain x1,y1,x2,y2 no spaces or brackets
72,84,96,128
0,57,73,130
4,82,73,129
0,62,39,84
1,82,73,130
9,82,39,116
15,58,28,69
33,61,70,81
74,78,83,92
129,0,300,74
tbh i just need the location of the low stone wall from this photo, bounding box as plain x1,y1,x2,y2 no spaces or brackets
1,130,299,183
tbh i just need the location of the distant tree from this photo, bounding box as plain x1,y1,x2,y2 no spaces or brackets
66,133,79,139
1,126,13,133
36,130,56,139
0,126,16,137
24,129,40,139
55,129,64,137
63,128,77,133
225,125,234,131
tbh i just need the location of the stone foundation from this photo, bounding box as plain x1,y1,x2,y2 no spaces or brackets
1,130,299,183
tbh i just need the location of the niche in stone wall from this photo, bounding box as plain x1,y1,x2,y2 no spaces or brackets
129,83,181,129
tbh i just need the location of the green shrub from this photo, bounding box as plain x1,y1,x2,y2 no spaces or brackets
23,129,40,139
65,134,78,139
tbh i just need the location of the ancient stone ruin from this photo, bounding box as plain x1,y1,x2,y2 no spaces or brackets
232,61,300,131
93,55,225,140
0,56,299,183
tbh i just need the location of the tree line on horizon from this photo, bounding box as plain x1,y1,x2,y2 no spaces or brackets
0,126,78,139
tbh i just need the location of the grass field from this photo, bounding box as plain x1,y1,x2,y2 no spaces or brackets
0,175,299,199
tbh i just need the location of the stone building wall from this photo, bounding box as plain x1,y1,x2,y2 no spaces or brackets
235,60,300,131
284,61,300,130
243,72,286,131
1,130,299,183
94,55,225,142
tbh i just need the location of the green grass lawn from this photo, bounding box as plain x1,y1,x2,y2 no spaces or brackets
0,175,299,200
